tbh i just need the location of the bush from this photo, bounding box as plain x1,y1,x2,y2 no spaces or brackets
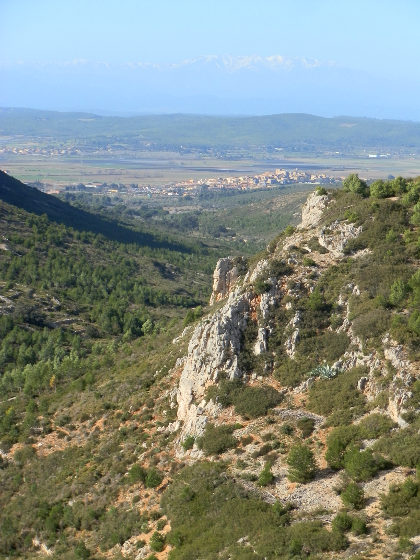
381,479,420,537
233,386,282,419
145,468,163,488
127,464,146,484
343,448,387,482
181,435,195,451
197,424,237,456
358,413,395,439
308,368,367,422
342,174,369,197
374,427,420,467
332,512,353,533
340,482,365,510
351,516,368,535
296,417,316,438
150,531,165,552
258,462,274,486
287,444,316,483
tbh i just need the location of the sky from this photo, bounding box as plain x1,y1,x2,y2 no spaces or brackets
1,0,420,119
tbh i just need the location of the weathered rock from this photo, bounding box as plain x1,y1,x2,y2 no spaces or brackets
299,191,330,229
253,327,268,355
177,288,250,431
210,257,244,305
318,220,362,257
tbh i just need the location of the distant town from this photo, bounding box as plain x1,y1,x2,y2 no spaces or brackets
33,168,340,197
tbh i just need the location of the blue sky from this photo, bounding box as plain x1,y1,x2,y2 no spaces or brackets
1,0,419,118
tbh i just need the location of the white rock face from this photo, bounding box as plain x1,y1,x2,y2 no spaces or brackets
299,192,330,229
318,220,363,257
253,327,268,355
177,288,251,431
209,257,242,305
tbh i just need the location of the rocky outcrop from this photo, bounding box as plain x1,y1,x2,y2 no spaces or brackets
177,288,251,434
299,191,330,229
318,220,362,257
209,257,245,305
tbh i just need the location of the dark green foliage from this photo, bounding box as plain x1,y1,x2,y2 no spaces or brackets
145,468,163,488
287,444,316,483
258,462,274,486
352,308,391,340
207,379,282,419
127,464,147,484
253,276,271,295
342,174,369,197
183,306,203,326
150,531,165,552
274,358,306,388
161,462,348,560
197,424,237,456
297,331,349,363
357,413,396,439
98,506,143,550
308,368,367,424
332,512,353,533
296,417,316,438
268,259,293,278
340,482,365,510
351,517,368,535
325,425,361,469
344,447,388,482
374,427,420,467
233,386,282,419
181,435,195,451
381,479,420,537
74,541,91,559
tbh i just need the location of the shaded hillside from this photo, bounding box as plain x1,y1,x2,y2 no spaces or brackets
2,107,420,149
0,170,190,251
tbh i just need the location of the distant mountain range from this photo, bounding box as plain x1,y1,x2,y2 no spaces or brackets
1,55,419,119
1,108,420,151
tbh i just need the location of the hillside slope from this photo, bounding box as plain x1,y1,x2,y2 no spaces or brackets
0,170,189,249
2,108,420,149
0,178,419,559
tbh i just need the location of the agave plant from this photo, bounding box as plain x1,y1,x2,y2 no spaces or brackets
307,364,339,380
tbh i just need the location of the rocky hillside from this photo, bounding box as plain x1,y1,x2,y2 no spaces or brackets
165,181,420,560
1,178,419,560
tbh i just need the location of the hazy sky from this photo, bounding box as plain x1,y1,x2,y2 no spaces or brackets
1,0,420,118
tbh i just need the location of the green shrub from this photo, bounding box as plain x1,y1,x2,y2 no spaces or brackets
233,386,282,419
274,358,306,388
358,413,395,439
98,507,143,550
296,417,316,438
374,427,420,467
287,444,316,483
381,479,420,537
150,531,165,552
258,462,274,486
342,174,369,197
145,468,163,488
343,447,387,482
127,464,146,484
254,277,271,295
308,368,367,422
332,512,353,533
351,516,368,535
181,435,195,451
340,482,365,510
197,423,237,456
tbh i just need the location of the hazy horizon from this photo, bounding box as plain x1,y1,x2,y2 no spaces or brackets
1,0,420,120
